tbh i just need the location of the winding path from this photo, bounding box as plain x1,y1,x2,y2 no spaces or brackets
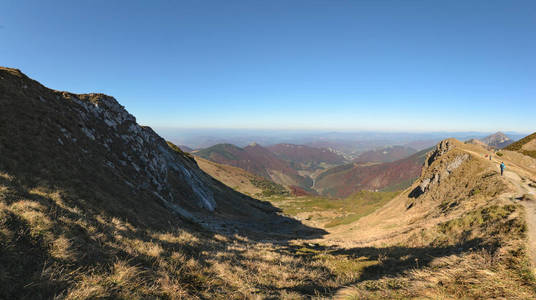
474,148,536,270
503,169,536,269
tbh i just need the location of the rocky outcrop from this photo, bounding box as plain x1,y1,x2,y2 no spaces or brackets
57,92,217,213
0,67,297,231
409,139,469,199
423,138,456,170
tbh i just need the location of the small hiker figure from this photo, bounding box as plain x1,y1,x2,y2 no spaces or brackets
490,154,492,161
500,162,505,176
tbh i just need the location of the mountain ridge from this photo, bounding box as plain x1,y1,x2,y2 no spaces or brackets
0,66,315,234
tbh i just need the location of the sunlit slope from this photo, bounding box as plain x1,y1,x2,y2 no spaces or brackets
315,148,429,197
329,138,536,299
194,156,288,197
505,132,536,159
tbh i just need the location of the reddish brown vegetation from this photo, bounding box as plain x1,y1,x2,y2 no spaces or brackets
316,149,428,197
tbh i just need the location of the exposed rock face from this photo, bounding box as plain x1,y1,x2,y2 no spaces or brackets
410,139,469,198
0,68,219,214
68,93,218,212
1,67,312,233
423,138,456,170
406,137,508,213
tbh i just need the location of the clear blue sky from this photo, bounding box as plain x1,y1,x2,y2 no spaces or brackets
1,0,534,133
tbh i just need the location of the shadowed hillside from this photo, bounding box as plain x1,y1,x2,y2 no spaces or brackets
0,67,327,299
0,67,314,234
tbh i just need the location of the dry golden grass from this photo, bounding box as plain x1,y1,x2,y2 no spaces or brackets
195,156,264,196
1,133,536,299
0,172,361,299
329,139,536,299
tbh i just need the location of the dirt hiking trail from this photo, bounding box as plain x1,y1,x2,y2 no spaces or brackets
326,145,536,273
469,148,536,270
503,169,536,270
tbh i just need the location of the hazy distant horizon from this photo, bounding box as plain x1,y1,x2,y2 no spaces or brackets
2,1,535,133
156,127,528,150
155,127,530,135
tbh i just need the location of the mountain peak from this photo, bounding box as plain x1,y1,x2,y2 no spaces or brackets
480,131,513,149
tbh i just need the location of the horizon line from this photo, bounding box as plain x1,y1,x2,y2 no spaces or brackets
152,127,531,135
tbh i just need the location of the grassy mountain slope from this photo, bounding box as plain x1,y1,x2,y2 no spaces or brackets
505,132,536,159
195,143,313,190
327,138,536,298
194,156,288,197
2,67,536,299
0,67,291,228
315,148,429,198
465,138,490,149
267,190,400,229
0,67,327,298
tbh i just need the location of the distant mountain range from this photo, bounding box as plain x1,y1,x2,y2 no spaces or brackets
163,128,528,157
353,146,418,163
266,143,347,170
188,131,527,199
194,141,432,198
180,130,527,199
178,144,194,152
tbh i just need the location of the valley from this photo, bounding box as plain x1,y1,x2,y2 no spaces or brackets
1,67,535,299
191,140,430,198
3,1,535,299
